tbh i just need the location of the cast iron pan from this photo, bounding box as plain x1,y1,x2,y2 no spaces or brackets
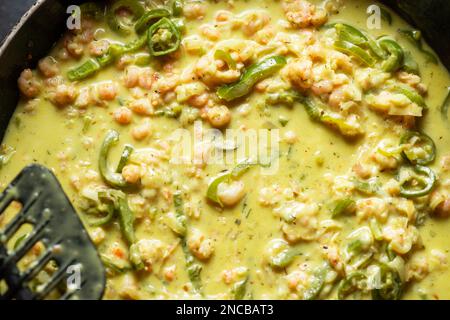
0,0,449,142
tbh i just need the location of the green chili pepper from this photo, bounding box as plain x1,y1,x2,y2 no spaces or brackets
334,23,367,46
207,161,254,207
99,130,129,188
118,197,136,244
371,264,403,300
334,40,376,66
441,87,450,127
398,165,436,198
181,239,203,293
148,17,181,56
402,51,419,74
67,59,101,81
134,8,171,33
398,29,438,64
352,178,380,195
172,0,184,16
266,90,302,107
87,191,117,227
378,37,404,72
217,56,287,102
68,35,147,81
107,0,145,35
233,277,248,300
338,271,367,299
304,266,328,300
332,198,356,218
214,49,237,69
269,248,301,269
392,84,426,108
101,254,133,274
302,96,362,137
116,145,134,173
400,131,436,165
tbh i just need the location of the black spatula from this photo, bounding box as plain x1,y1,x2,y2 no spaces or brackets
0,164,105,300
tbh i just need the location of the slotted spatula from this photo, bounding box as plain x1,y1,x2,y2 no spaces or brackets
0,164,105,300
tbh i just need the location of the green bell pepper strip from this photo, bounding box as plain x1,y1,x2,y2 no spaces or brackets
99,130,129,188
334,23,367,46
398,165,436,198
378,37,404,72
333,23,386,59
232,277,248,300
87,193,116,227
172,0,184,16
398,29,438,64
402,51,420,74
107,0,145,35
67,35,147,81
392,84,426,108
441,87,450,127
304,266,328,300
400,131,436,165
334,40,376,66
207,161,255,207
148,17,182,56
217,55,287,101
214,49,237,69
338,271,367,299
118,197,136,244
116,145,134,173
269,248,301,269
371,264,403,300
134,8,171,33
332,198,356,218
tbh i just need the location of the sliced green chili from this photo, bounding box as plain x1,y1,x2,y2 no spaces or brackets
214,49,236,69
116,145,134,173
334,40,375,66
378,37,404,72
269,248,301,269
233,277,248,300
117,197,136,244
402,51,419,74
147,17,181,56
99,130,129,188
338,271,367,299
107,0,145,35
134,8,171,33
392,84,426,108
352,178,380,195
207,161,254,207
398,29,438,64
371,264,403,300
332,198,356,218
304,266,328,300
398,165,436,198
87,191,116,227
441,87,450,127
217,55,287,101
400,131,436,165
68,35,147,81
334,23,367,46
101,254,133,273
172,0,184,16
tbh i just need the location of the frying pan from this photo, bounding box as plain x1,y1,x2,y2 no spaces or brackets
0,0,449,142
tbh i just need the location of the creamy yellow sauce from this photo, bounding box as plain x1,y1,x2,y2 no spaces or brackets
1,0,450,300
